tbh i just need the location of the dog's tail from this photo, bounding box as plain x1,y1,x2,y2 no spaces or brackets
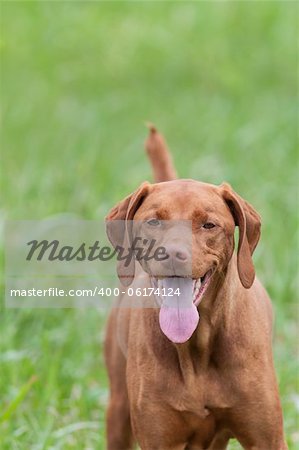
144,124,177,183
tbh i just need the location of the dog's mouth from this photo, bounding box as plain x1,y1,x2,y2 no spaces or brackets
150,270,214,344
192,269,214,306
151,269,213,306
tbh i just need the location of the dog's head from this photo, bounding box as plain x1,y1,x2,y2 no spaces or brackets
106,179,261,343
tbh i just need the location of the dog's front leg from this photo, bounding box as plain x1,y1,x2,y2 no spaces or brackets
228,398,287,450
130,405,189,450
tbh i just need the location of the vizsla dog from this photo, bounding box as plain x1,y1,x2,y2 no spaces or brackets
105,127,286,450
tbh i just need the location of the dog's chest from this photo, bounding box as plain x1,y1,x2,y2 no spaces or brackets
162,372,216,417
154,375,220,445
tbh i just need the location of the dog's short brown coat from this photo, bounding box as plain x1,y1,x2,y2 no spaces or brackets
105,127,286,450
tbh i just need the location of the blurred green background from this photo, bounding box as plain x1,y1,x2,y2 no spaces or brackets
1,1,298,449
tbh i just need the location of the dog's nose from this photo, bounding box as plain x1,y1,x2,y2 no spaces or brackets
166,245,189,262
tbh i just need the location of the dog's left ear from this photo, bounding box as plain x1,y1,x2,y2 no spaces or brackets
220,183,261,289
105,182,151,286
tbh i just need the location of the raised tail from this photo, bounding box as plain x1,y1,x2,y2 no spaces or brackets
144,124,177,183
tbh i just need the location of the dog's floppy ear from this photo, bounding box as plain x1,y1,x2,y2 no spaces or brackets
220,183,261,289
105,182,151,286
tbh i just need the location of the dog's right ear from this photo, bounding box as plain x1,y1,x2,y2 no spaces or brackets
106,181,151,222
105,182,151,286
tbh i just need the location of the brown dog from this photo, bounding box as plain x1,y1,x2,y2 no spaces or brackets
104,126,287,449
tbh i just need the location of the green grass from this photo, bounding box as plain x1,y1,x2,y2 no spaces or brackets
1,2,298,449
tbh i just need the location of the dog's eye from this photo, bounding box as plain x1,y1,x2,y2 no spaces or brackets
146,218,161,227
202,222,216,229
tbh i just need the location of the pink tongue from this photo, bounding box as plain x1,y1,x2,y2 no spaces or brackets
158,278,199,344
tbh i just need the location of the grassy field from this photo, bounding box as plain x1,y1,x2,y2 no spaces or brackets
1,2,298,449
